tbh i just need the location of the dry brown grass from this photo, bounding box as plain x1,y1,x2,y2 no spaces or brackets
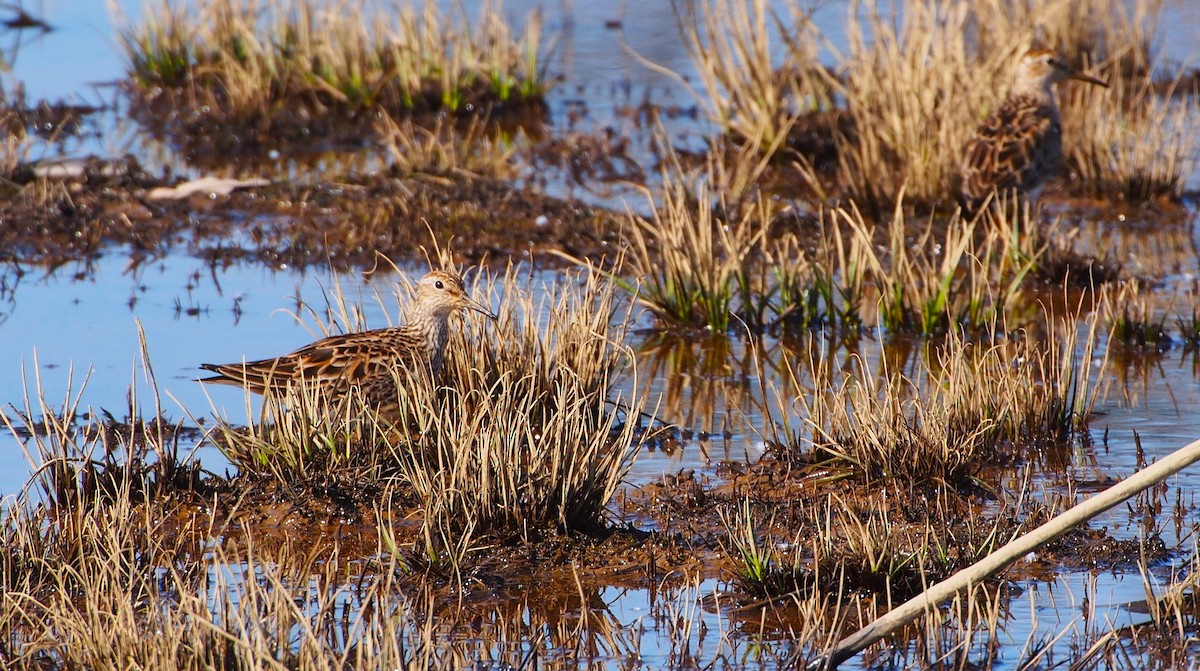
783,314,1105,485
971,0,1162,78
116,0,548,121
1065,71,1198,203
826,0,1003,211
674,0,1188,211
670,0,833,155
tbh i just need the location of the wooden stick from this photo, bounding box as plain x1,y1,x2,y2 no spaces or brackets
813,436,1200,670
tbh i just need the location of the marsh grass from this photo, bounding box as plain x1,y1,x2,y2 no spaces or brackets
716,490,1017,662
718,498,807,598
783,316,1104,486
838,194,1036,335
607,166,1045,337
805,491,1010,600
1133,536,1200,643
669,0,833,156
674,0,1185,210
771,217,872,333
3,344,205,512
1065,70,1198,203
205,384,396,488
1098,279,1172,352
971,0,1163,80
826,0,1001,211
1176,286,1200,350
610,157,770,332
117,0,549,124
2,486,655,669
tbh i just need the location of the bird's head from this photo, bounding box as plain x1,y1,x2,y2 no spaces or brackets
414,270,498,320
1014,48,1109,94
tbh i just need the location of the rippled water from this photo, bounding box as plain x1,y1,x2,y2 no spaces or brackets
2,1,1200,668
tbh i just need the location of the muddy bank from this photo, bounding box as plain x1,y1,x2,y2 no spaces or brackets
0,159,627,271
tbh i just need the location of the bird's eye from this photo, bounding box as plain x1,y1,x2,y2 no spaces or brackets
435,280,445,289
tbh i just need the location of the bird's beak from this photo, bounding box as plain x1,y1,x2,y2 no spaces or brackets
1069,69,1109,88
466,297,498,321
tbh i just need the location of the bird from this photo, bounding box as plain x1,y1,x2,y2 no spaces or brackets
199,270,496,413
960,48,1109,212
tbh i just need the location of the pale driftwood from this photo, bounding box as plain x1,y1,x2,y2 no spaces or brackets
813,436,1200,670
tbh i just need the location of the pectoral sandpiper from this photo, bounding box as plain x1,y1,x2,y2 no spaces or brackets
961,48,1108,212
200,270,496,411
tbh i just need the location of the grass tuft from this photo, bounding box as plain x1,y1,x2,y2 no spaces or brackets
607,151,770,332
671,0,833,155
1065,70,1198,203
392,267,647,542
116,0,550,129
790,317,1104,485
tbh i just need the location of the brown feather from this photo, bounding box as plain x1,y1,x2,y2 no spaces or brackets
961,94,1061,206
960,49,1107,211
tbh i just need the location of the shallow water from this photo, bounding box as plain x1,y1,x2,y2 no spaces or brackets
2,1,1200,668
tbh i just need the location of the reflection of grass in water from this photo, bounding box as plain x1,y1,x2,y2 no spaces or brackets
634,331,756,438
378,114,520,180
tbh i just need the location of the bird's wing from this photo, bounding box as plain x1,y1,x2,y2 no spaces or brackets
200,329,405,394
961,97,1060,204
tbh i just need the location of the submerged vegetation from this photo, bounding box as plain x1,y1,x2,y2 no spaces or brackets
1,0,1199,667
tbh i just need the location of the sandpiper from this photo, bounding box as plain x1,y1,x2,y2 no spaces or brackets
200,270,496,411
960,48,1108,212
